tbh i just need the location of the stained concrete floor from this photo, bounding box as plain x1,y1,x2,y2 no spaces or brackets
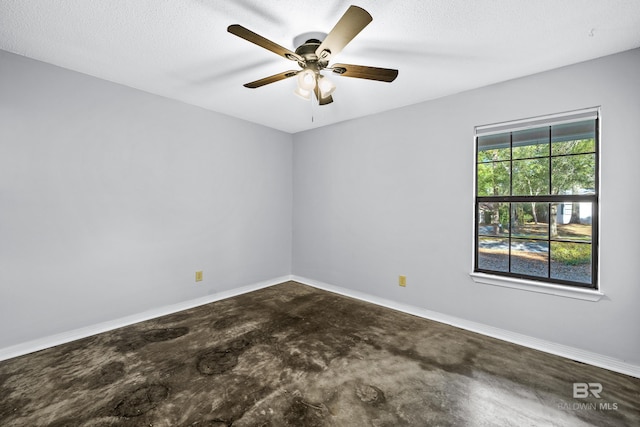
0,281,638,426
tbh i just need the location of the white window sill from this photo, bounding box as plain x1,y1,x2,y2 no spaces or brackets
470,272,604,301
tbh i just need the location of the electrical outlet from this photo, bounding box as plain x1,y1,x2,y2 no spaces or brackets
195,271,203,282
399,275,406,287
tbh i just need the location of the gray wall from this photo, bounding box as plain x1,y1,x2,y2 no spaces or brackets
0,51,293,348
292,49,640,365
3,46,639,367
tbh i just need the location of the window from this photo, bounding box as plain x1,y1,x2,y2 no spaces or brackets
474,108,599,290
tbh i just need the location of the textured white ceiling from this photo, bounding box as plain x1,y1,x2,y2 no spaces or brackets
2,1,640,133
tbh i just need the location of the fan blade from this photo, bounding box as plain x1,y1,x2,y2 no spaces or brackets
244,70,299,89
315,6,372,60
331,63,398,82
313,84,333,105
228,24,303,62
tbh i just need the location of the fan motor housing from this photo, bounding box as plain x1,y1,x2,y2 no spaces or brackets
294,39,329,70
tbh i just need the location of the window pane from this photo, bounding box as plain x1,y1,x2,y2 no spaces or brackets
512,158,549,196
478,202,510,236
478,133,510,162
551,202,592,241
477,162,510,196
551,121,596,155
551,242,592,284
551,154,595,195
478,237,509,272
510,239,549,277
511,203,549,239
512,127,549,159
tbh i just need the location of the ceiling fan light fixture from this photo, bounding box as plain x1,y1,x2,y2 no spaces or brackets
294,86,312,100
297,69,316,91
228,5,397,106
318,75,336,97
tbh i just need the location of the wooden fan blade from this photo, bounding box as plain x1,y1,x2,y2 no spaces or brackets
244,70,299,89
331,63,398,82
228,24,303,62
315,6,372,60
313,84,334,105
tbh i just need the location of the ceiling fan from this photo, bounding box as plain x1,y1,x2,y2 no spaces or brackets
227,5,398,105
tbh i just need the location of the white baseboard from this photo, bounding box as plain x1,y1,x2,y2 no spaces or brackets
291,275,640,379
0,275,290,362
